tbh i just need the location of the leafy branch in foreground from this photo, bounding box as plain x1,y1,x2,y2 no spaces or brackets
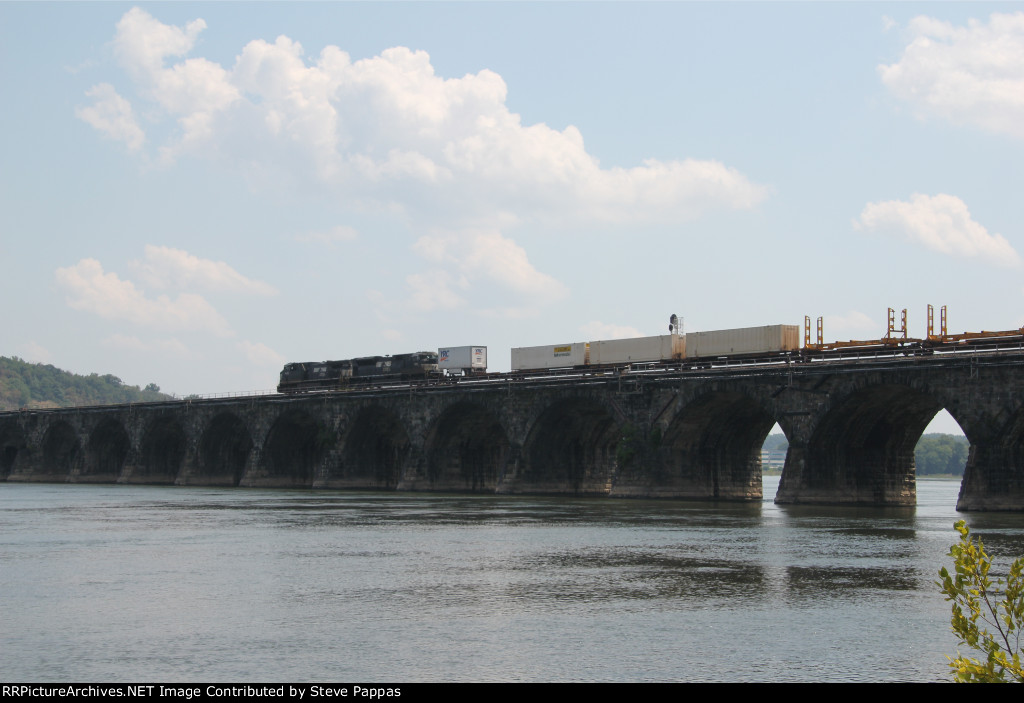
938,520,1023,682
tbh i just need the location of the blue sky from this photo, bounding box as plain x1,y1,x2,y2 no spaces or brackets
2,2,1022,433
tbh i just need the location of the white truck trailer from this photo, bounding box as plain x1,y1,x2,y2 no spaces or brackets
438,346,488,374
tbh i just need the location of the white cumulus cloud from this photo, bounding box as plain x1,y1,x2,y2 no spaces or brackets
20,342,53,364
237,340,286,366
102,334,194,357
411,229,567,311
113,7,207,79
131,245,277,296
406,270,468,312
461,232,567,299
854,193,1020,267
85,8,768,226
55,258,232,335
113,7,240,157
75,83,145,151
880,12,1024,139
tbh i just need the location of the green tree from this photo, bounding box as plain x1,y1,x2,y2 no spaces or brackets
915,434,969,476
0,356,173,410
938,520,1024,682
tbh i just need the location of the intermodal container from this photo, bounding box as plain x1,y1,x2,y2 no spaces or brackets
685,324,800,358
590,335,685,365
511,343,589,370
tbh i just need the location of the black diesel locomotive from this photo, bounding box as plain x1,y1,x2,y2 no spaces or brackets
277,352,439,393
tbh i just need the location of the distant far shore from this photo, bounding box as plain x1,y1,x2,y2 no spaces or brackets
762,471,961,480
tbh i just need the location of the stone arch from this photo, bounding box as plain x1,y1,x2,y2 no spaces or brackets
424,402,510,492
0,422,26,479
796,383,945,505
42,421,80,477
197,413,253,486
657,389,777,500
83,418,130,480
335,405,410,489
520,397,620,494
263,408,323,487
137,416,187,484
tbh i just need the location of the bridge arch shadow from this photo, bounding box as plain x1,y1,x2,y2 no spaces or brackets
84,418,130,481
0,422,26,479
424,402,510,492
519,397,620,494
332,405,409,490
779,383,950,506
654,390,776,500
262,409,323,488
197,413,252,486
42,421,80,478
136,417,186,484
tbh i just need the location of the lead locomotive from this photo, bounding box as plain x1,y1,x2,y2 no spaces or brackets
278,352,439,393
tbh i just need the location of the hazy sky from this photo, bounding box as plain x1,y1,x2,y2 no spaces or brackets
2,2,1021,434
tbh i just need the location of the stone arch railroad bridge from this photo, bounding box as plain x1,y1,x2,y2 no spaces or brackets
2,350,1023,510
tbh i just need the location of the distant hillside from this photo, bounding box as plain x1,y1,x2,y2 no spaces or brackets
0,356,173,411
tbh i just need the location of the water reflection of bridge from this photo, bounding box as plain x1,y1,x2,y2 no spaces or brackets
2,350,1023,510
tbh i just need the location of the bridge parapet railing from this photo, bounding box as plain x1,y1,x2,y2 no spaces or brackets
169,389,278,401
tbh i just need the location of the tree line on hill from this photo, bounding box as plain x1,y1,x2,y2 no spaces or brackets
0,356,173,411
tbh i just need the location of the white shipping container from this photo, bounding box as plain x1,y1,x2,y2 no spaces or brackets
685,324,800,358
511,343,588,370
590,335,685,365
438,346,488,373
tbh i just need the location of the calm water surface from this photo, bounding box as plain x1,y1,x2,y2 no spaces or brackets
2,478,1023,682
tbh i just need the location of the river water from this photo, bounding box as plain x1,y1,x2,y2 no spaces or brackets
2,477,1023,682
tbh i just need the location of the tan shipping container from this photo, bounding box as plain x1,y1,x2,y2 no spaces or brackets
685,324,799,358
590,334,685,365
511,342,589,370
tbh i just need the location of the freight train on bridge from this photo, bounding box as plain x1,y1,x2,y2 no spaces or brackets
277,306,1024,394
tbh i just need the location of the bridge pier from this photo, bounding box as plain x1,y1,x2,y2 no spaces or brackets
956,401,1024,510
